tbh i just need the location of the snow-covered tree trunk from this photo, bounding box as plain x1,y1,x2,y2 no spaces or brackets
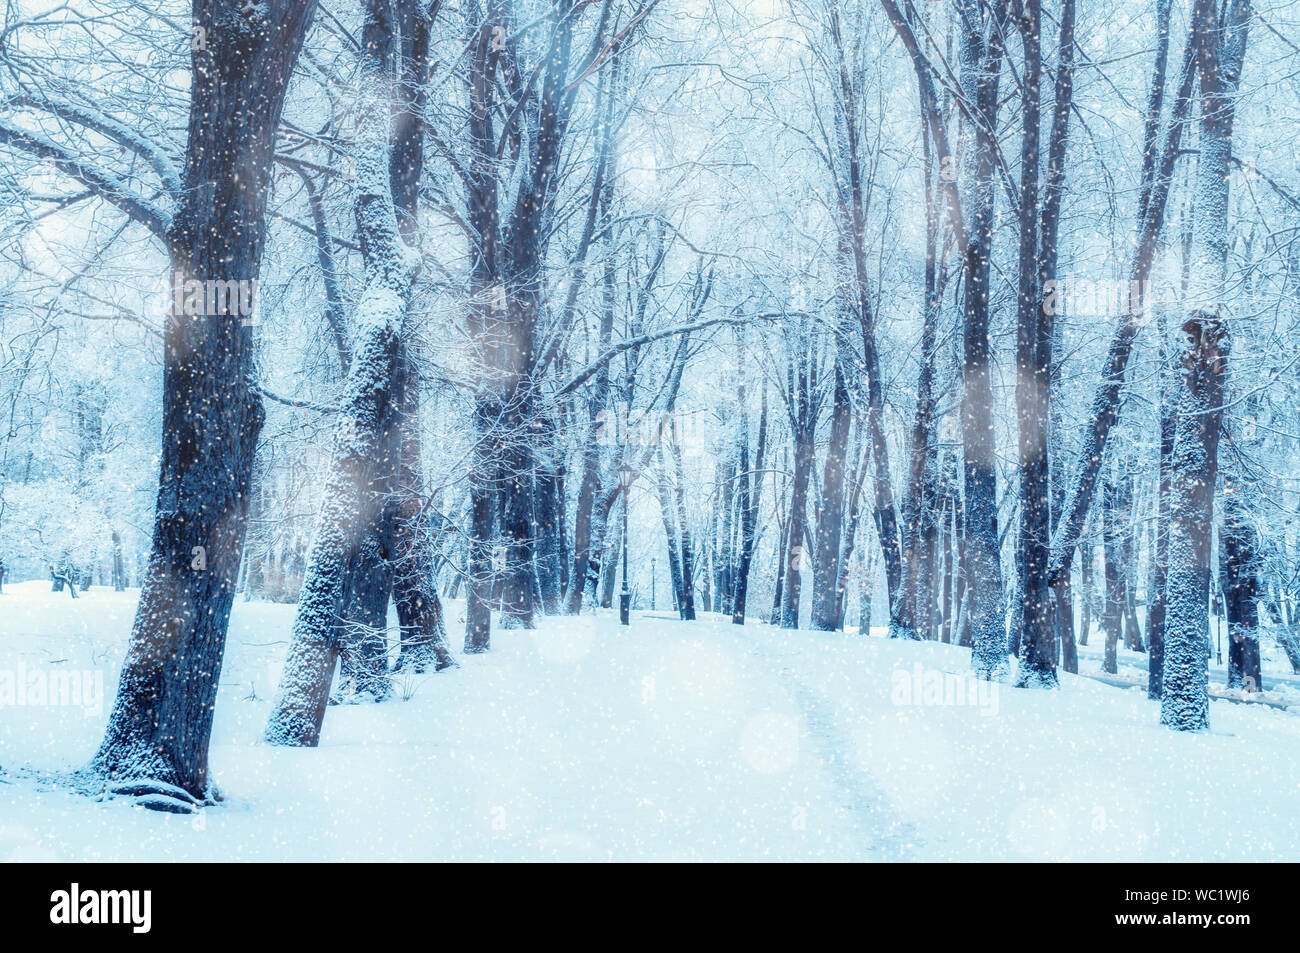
655,449,687,613
731,382,767,625
1162,0,1250,732
89,1,317,811
834,440,871,629
857,541,874,636
1161,320,1228,731
386,4,453,676
891,100,944,643
1148,331,1176,698
264,0,419,747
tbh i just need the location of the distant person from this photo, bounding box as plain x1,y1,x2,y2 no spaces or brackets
0,556,6,594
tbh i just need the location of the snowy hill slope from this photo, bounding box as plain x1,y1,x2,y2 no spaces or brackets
1,581,1297,861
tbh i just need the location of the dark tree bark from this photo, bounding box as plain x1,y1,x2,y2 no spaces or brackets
1038,0,1078,675
1079,541,1093,647
1220,478,1262,691
495,0,587,630
770,481,789,626
959,0,1011,680
891,84,946,643
834,431,872,628
91,0,317,809
532,415,566,615
1012,0,1056,689
1101,477,1123,675
781,353,816,630
390,351,455,674
811,361,852,630
827,4,902,620
670,417,697,621
1120,489,1145,653
336,484,397,703
386,3,454,676
463,10,506,653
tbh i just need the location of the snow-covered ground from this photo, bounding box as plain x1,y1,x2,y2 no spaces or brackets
1,579,1297,861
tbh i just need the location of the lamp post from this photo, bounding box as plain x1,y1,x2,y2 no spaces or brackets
1213,585,1224,664
619,464,634,626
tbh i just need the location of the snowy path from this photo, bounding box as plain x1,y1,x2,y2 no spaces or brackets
3,583,1300,861
1,585,893,860
738,629,917,859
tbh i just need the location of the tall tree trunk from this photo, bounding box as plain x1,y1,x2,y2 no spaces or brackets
532,416,565,615
1079,542,1093,647
1161,320,1228,731
91,0,317,809
391,351,455,674
1048,14,1200,585
1039,0,1078,674
671,418,697,622
770,489,789,625
961,7,1010,680
732,383,767,625
1013,0,1056,689
858,541,874,635
829,5,902,619
264,0,418,747
1163,0,1250,731
655,448,687,614
463,15,503,654
1147,382,1174,696
811,363,852,630
384,2,451,671
834,433,871,629
781,430,814,630
1220,481,1261,691
891,108,943,642
1102,478,1123,675
497,0,579,630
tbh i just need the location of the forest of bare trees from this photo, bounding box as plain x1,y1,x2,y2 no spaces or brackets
2,0,1299,821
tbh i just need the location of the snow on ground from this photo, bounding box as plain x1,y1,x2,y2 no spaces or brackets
1071,622,1300,709
1,580,1298,861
